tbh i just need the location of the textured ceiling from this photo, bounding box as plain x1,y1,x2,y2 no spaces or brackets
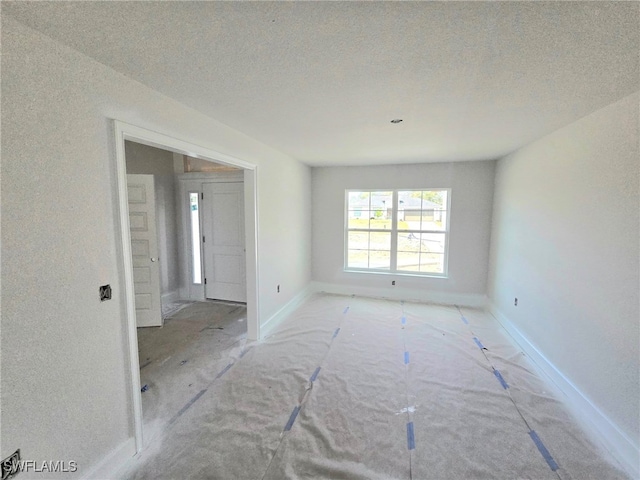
4,1,639,166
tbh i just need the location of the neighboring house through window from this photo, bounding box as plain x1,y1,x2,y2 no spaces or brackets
345,189,450,276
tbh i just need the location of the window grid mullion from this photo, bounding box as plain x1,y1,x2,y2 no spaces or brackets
390,190,398,271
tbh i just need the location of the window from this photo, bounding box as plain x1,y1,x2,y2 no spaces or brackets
345,189,450,276
189,192,202,284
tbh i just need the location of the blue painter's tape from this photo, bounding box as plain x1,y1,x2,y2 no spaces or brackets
529,430,559,471
215,363,233,379
332,327,341,339
404,351,410,365
310,367,321,382
169,389,207,425
284,406,301,432
407,422,415,450
461,316,469,325
401,316,407,325
473,337,485,350
343,307,350,314
493,369,509,389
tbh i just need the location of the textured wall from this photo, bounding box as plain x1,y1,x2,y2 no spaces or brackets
488,92,640,449
312,161,495,303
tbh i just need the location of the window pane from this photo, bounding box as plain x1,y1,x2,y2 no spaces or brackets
399,212,421,230
420,253,444,273
369,232,390,250
398,191,421,230
397,251,420,271
370,191,391,215
419,209,434,230
398,190,448,231
189,192,202,284
370,217,393,230
369,250,390,269
348,191,370,209
397,218,410,230
427,190,446,208
422,209,447,231
420,233,446,254
348,211,370,229
348,231,369,250
397,232,420,252
347,250,369,268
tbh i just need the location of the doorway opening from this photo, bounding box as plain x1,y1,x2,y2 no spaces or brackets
178,169,247,304
113,121,260,453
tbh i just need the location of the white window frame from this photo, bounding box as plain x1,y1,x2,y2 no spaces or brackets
344,188,451,278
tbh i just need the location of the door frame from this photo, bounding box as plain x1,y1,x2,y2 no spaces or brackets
113,120,260,453
177,172,245,302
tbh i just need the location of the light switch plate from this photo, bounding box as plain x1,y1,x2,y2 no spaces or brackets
100,285,112,301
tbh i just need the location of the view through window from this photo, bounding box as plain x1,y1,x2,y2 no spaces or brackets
189,192,202,284
346,189,449,275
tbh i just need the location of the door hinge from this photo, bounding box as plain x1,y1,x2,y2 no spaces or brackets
202,235,205,243
201,192,204,200
204,278,207,285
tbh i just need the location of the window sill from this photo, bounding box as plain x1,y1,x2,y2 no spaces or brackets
344,269,448,279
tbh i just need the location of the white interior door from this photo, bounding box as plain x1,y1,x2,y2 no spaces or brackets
203,182,246,302
127,174,163,327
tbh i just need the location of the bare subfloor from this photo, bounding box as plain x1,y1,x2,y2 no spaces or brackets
136,301,248,443
122,294,629,479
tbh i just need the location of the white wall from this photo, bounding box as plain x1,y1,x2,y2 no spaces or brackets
1,16,311,478
487,92,639,470
125,141,180,300
312,161,495,305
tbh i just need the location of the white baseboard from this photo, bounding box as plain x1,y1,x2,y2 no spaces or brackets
161,290,180,304
310,281,487,308
259,284,316,339
488,302,639,479
81,437,136,480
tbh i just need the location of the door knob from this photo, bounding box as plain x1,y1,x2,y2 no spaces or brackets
151,257,158,262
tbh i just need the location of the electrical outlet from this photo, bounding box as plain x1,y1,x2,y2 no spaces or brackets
277,285,280,293
514,298,518,307
392,281,396,286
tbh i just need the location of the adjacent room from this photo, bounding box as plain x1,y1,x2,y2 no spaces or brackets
124,141,250,444
1,2,638,479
